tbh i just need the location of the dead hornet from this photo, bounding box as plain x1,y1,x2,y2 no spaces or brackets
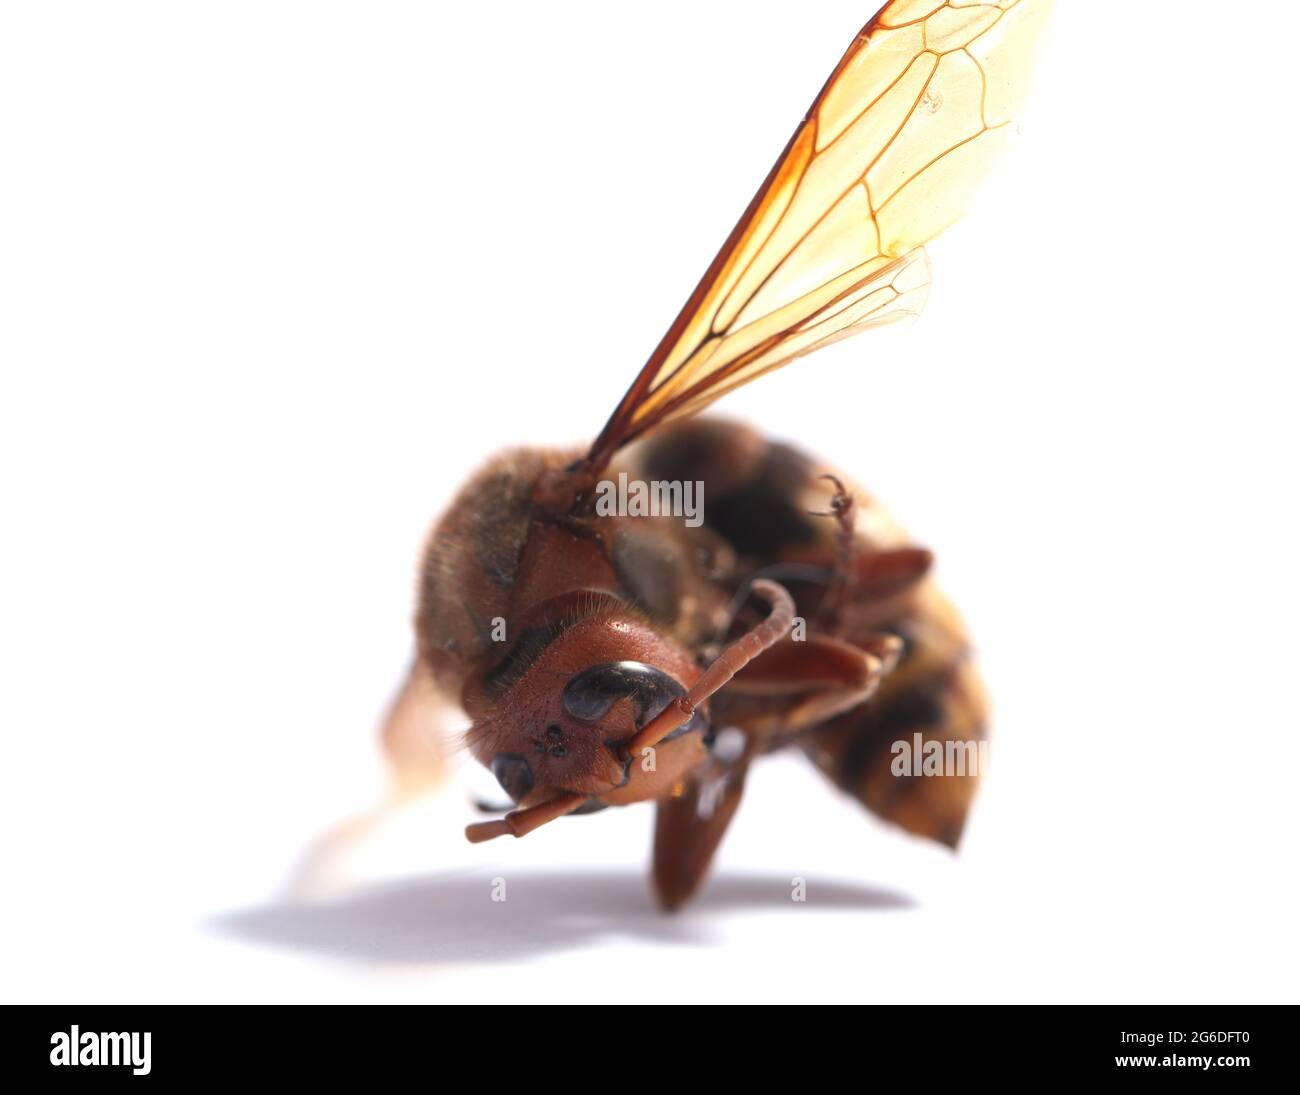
383,1,1051,909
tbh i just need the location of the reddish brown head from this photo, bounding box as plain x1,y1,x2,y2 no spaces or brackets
464,580,794,843
465,612,710,811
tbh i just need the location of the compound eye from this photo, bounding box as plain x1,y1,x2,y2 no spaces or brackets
490,753,534,801
561,661,706,740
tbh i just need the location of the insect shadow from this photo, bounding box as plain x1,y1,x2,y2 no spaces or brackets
211,869,914,966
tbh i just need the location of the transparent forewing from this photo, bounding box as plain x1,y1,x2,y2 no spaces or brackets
662,247,932,425
588,0,1050,463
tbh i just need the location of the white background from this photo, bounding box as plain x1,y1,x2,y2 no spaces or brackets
2,0,1297,1004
